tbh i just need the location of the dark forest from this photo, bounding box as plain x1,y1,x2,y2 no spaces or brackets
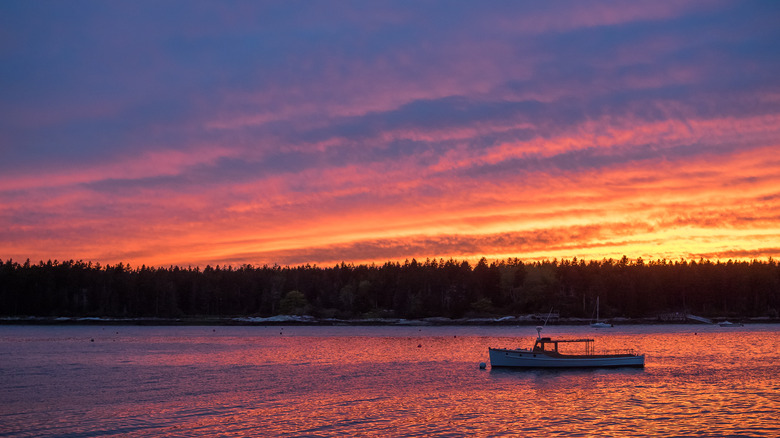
1,257,778,320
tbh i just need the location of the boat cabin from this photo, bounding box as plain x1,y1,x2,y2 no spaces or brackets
533,337,596,356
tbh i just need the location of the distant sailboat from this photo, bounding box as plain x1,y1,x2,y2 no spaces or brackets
590,296,613,328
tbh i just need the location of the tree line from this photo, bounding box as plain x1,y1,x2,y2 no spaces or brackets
1,256,778,320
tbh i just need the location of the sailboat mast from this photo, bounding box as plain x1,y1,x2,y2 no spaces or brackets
596,296,599,322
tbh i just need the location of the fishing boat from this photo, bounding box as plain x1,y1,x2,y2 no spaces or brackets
718,321,743,327
590,296,613,328
489,326,645,368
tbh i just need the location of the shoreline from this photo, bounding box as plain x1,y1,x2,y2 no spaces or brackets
1,315,777,326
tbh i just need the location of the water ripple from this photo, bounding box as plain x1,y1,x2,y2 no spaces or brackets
1,325,778,437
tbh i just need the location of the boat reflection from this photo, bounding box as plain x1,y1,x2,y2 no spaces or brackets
488,366,646,376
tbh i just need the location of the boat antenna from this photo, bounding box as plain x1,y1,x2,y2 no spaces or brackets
536,308,554,339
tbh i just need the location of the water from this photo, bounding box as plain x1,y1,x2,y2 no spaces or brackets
1,324,778,437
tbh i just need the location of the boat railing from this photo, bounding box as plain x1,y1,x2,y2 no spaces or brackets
599,348,639,356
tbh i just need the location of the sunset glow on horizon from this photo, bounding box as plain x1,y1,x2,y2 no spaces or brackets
2,1,780,268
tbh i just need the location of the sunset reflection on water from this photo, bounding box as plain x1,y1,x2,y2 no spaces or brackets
1,325,778,436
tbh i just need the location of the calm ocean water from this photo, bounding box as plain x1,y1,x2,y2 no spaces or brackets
1,324,778,437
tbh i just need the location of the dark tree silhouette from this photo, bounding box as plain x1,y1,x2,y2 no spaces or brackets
1,257,778,319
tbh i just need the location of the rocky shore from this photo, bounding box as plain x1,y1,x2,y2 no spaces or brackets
2,315,776,326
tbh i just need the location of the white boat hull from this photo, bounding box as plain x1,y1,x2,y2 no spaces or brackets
489,348,645,368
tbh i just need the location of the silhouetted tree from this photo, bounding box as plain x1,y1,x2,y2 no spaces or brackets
0,256,778,319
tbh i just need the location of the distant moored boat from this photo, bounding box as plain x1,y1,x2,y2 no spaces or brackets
590,296,613,328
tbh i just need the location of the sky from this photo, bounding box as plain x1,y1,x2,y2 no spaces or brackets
2,1,780,268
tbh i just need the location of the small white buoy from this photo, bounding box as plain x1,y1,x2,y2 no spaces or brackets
479,362,487,369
